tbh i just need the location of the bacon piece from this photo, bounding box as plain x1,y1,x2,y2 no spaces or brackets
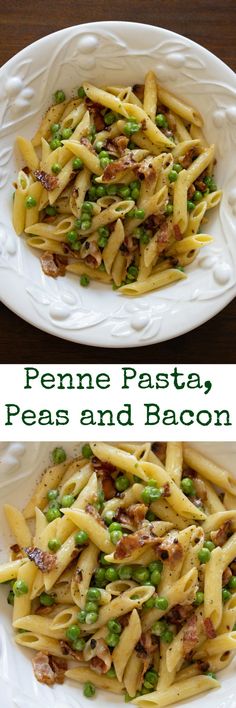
194,178,206,192
162,483,171,498
80,240,102,268
211,521,232,547
114,526,160,560
34,170,58,191
101,154,136,181
40,251,67,278
85,98,105,131
183,615,198,657
91,456,116,500
35,605,55,616
182,466,197,479
193,478,207,503
157,222,169,245
60,640,83,661
230,559,236,574
157,537,183,566
10,543,24,559
196,659,210,673
85,504,106,527
204,617,217,639
24,546,57,572
222,567,232,586
136,160,156,186
126,503,148,526
80,136,96,154
32,652,67,685
187,184,195,199
112,135,129,155
151,442,166,463
140,631,159,655
166,604,193,626
173,223,182,241
87,638,112,674
180,148,197,169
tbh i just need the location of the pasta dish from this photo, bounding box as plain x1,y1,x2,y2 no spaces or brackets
1,442,236,707
12,72,222,295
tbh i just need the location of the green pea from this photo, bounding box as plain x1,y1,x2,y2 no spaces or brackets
66,624,81,642
119,186,131,199
100,157,110,169
135,208,145,219
109,522,122,532
198,548,211,564
39,592,56,607
98,235,108,248
7,590,14,605
131,187,140,200
194,591,204,606
107,619,122,634
141,486,162,504
115,475,130,492
80,274,90,287
83,682,96,698
81,443,93,458
106,184,117,195
25,196,37,208
187,200,195,211
128,141,136,149
85,600,99,613
75,530,89,545
124,121,141,136
82,201,94,214
100,552,110,566
150,570,161,586
85,611,98,624
94,568,106,587
51,162,62,175
180,477,196,496
140,231,150,244
103,510,115,526
155,113,168,128
168,170,178,182
87,588,101,602
127,265,138,280
80,219,91,231
222,588,231,603
54,89,65,104
144,670,158,687
172,163,182,173
73,637,86,651
146,511,156,522
95,140,104,153
104,111,116,125
118,565,133,580
47,489,59,501
165,203,173,216
152,620,166,636
72,157,83,170
77,610,86,623
161,629,174,643
149,560,163,574
46,507,61,522
61,127,73,140
74,218,82,228
50,137,62,150
52,447,66,464
105,566,119,582
67,230,78,246
228,576,236,590
144,596,156,609
110,530,123,545
106,632,120,647
106,666,116,677
132,567,149,584
96,185,107,197
203,540,215,552
194,190,203,202
48,538,61,552
77,86,86,98
13,580,28,597
205,672,217,680
60,494,74,508
88,186,97,201
155,596,168,610
204,175,217,192
45,206,58,220
50,122,61,134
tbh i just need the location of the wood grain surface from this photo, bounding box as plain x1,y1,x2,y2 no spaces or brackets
0,0,235,363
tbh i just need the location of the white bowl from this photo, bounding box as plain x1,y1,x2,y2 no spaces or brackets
0,21,236,347
0,441,236,708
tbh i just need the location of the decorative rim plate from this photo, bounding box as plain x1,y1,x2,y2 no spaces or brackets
0,21,236,348
0,441,236,708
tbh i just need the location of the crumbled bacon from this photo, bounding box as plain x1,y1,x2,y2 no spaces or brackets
24,546,57,572
85,98,105,131
101,154,136,181
183,615,198,657
126,503,148,526
114,526,160,560
91,456,116,500
151,443,166,463
10,544,24,559
196,660,210,673
193,478,207,503
182,466,197,479
156,537,183,566
34,170,58,191
135,160,156,186
210,521,232,547
157,222,169,245
85,504,106,527
88,638,112,674
32,652,67,685
187,184,196,199
162,483,171,498
80,136,96,153
112,135,129,155
173,223,182,241
166,604,193,626
80,240,102,267
180,148,197,169
36,605,55,616
60,640,83,661
194,178,206,192
132,84,144,102
230,559,236,574
40,252,67,278
124,235,139,254
204,617,217,639
222,567,232,586
140,631,159,654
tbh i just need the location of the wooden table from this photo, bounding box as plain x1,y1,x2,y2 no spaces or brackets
1,0,235,363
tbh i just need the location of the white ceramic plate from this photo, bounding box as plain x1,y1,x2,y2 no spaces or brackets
0,21,236,347
0,441,236,708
